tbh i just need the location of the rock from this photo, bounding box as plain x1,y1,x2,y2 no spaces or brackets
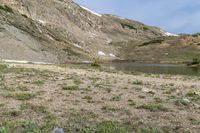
182,98,190,103
142,87,150,93
52,128,65,133
142,87,155,94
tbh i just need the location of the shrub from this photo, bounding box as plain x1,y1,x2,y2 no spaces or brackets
91,62,101,67
21,121,39,133
192,58,199,64
139,39,164,47
121,23,137,30
133,80,143,85
63,85,79,91
138,103,168,112
0,5,13,13
186,91,200,101
3,111,21,117
143,26,149,31
0,64,7,71
128,100,136,106
175,99,190,106
15,93,36,100
32,80,44,86
111,95,121,101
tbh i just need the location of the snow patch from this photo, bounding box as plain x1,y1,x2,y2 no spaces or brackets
1,59,52,65
80,6,102,17
82,60,92,64
45,34,54,40
98,51,106,56
160,29,179,37
110,15,126,20
109,53,116,57
118,17,125,20
73,43,82,48
37,19,46,24
115,15,125,20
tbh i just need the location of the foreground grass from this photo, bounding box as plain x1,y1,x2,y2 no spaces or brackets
0,63,200,133
137,103,168,112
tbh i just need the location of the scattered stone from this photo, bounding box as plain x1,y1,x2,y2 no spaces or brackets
142,87,155,94
142,87,150,93
182,98,190,103
53,128,65,133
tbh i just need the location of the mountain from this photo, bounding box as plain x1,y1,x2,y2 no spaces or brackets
112,34,200,63
0,0,169,63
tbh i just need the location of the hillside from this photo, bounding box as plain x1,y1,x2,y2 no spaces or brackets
111,34,200,63
0,0,167,63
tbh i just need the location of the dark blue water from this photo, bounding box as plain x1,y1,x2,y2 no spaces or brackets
102,63,200,75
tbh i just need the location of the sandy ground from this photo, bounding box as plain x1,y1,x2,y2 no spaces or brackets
0,63,200,133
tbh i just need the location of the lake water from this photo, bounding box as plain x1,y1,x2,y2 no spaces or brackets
102,62,200,76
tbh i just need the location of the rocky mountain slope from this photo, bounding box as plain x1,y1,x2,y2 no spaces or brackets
0,0,169,63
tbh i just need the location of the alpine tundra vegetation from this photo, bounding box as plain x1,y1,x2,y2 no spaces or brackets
0,0,200,133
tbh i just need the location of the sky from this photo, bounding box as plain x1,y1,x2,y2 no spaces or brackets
73,0,200,34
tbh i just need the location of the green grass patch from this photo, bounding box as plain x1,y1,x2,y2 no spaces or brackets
32,80,44,86
2,110,22,117
133,80,143,85
111,95,121,101
93,121,131,133
121,23,137,30
20,103,47,114
186,91,200,102
0,5,13,13
63,85,79,91
175,98,191,106
17,84,28,91
0,120,56,133
128,99,136,106
137,127,162,133
91,62,101,67
0,91,36,101
190,118,200,125
139,38,164,47
101,106,120,112
83,96,93,100
138,103,168,112
0,64,7,71
21,121,40,133
14,93,36,101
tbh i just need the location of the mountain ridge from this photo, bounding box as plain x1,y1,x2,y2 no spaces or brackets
0,0,197,64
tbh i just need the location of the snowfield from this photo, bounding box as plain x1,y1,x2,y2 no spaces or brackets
98,51,106,56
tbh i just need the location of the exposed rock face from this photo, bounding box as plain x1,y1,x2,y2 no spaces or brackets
0,0,167,63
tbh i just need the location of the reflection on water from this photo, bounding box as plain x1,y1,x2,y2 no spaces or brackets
102,62,200,75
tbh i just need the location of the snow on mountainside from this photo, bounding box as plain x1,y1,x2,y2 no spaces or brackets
80,5,102,17
160,29,179,36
